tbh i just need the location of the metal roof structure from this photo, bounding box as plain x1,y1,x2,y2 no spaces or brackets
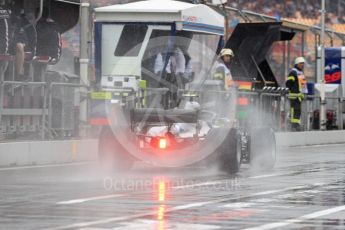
53,0,80,4
221,6,345,44
95,0,225,35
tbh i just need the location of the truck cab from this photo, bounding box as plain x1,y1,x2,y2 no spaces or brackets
94,0,224,92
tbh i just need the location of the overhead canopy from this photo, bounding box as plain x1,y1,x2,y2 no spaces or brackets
95,0,225,35
226,22,295,87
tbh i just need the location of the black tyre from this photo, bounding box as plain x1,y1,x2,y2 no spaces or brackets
218,128,241,174
250,127,276,170
98,126,134,172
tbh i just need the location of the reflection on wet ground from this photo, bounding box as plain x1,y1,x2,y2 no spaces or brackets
1,145,345,229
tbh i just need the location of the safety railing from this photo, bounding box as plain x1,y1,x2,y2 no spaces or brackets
237,89,344,132
48,82,89,140
0,79,89,141
0,80,344,141
179,85,344,132
303,95,344,131
236,90,288,131
0,81,47,140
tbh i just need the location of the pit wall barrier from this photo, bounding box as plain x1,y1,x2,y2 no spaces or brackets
275,130,345,147
0,130,345,167
0,139,98,167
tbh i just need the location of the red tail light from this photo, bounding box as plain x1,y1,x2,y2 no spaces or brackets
150,133,176,150
159,138,167,149
237,97,249,106
151,137,168,150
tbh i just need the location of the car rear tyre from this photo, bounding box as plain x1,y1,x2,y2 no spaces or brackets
218,128,241,174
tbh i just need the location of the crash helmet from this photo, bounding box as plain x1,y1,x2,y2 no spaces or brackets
295,57,306,65
220,48,234,57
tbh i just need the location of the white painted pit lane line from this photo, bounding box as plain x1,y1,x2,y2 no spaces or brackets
174,173,293,190
248,165,337,180
55,170,328,206
57,194,126,205
173,180,232,189
57,179,238,205
290,143,345,149
223,202,256,209
55,180,232,206
56,180,230,205
47,182,329,230
248,173,290,179
0,162,94,171
243,205,345,230
112,220,222,230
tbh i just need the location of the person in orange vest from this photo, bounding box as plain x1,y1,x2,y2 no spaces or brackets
286,57,308,131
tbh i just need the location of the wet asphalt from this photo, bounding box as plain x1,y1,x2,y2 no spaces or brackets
1,144,345,230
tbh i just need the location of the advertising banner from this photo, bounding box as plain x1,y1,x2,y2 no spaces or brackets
324,48,342,84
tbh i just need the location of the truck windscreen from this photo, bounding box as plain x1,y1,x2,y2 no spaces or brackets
114,24,148,57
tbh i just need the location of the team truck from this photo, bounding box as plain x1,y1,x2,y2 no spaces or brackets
91,0,293,173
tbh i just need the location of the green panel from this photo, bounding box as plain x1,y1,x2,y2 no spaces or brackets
90,92,112,100
139,80,147,89
237,111,247,120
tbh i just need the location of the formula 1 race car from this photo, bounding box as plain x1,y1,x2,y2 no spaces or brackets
91,0,294,173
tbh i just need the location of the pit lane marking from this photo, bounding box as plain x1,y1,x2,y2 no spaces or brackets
56,180,233,205
173,180,231,189
47,182,329,230
243,205,345,230
57,194,126,205
248,173,289,179
0,162,93,172
56,171,326,206
289,143,345,149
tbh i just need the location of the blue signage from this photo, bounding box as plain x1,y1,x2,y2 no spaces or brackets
325,48,342,84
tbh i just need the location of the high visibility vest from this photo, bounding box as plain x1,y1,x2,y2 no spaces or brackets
292,68,308,94
213,62,233,89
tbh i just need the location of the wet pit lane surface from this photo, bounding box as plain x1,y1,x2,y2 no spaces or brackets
1,144,345,229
